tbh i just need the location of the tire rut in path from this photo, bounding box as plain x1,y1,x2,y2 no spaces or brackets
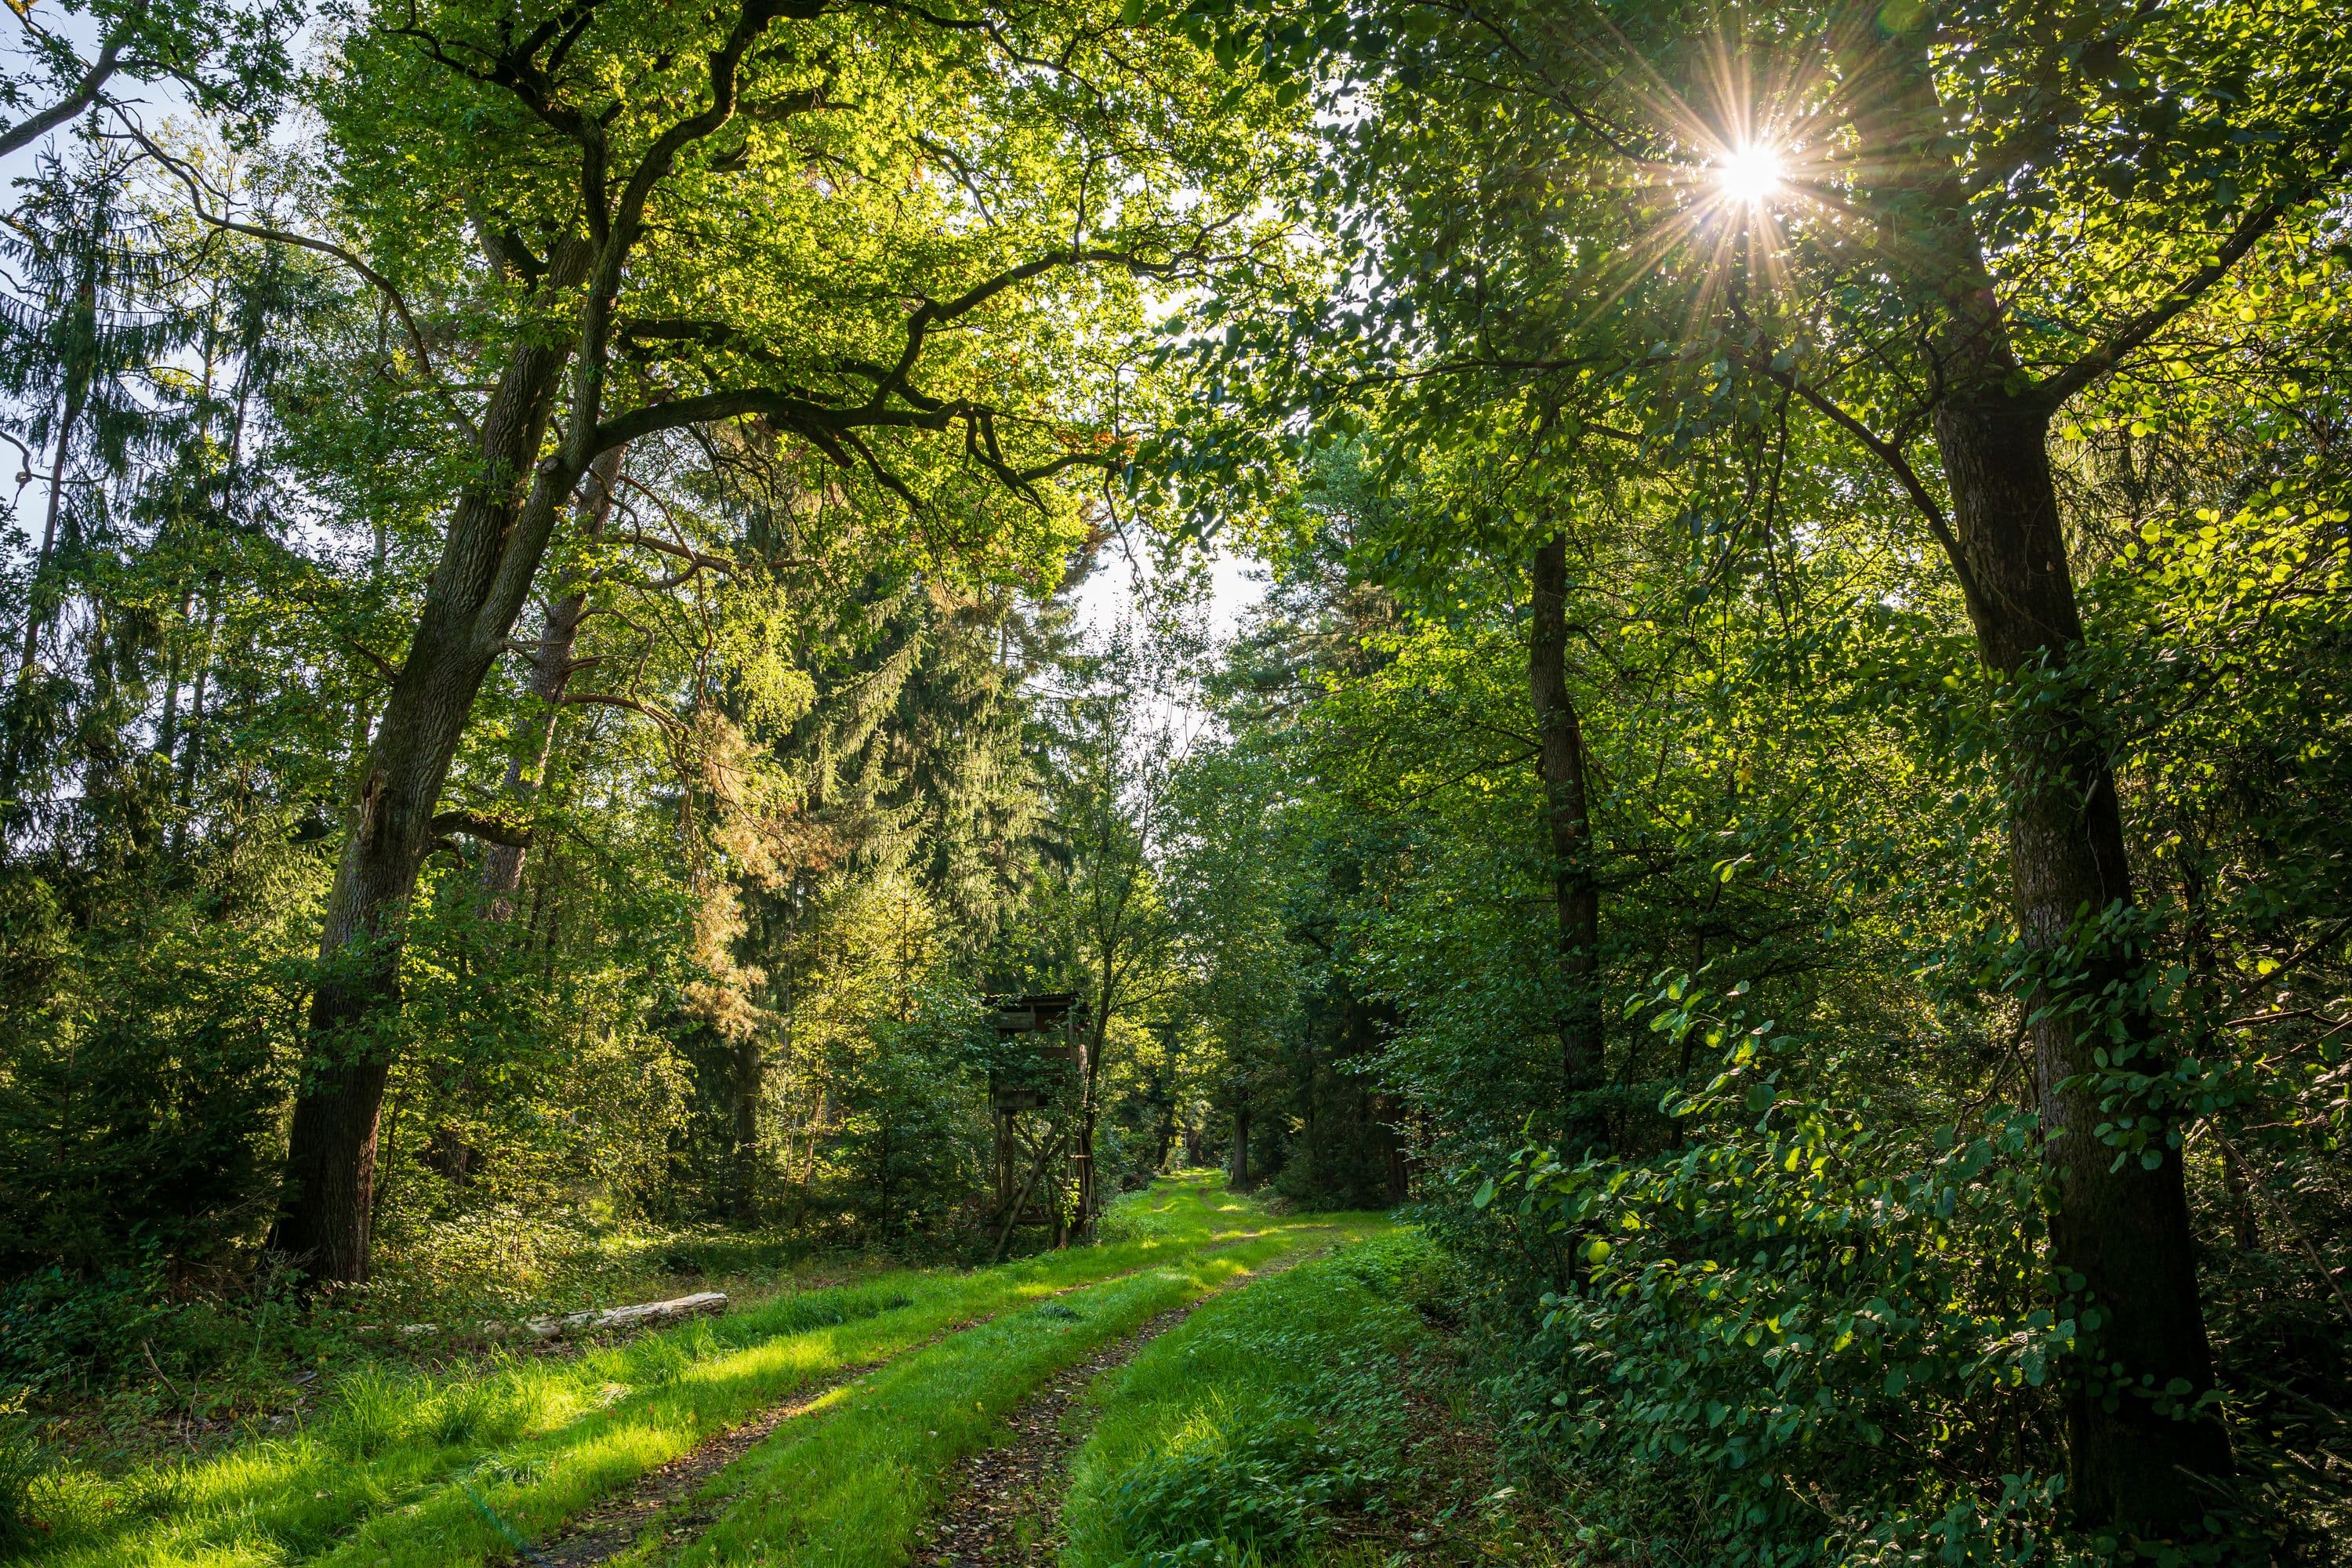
918,1249,1326,1568
524,1358,866,1568
510,1237,1305,1568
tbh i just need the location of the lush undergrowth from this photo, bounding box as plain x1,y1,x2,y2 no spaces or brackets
1061,1230,1552,1568
2,1207,866,1478
5,1174,1301,1567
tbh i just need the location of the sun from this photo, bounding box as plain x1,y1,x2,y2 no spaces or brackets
1715,143,1784,206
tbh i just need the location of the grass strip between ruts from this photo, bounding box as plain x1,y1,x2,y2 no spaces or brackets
33,1179,1294,1568
1054,1232,1436,1568
655,1215,1389,1568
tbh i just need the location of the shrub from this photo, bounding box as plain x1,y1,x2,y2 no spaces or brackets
1474,988,2234,1565
1104,1409,1385,1565
0,1265,172,1400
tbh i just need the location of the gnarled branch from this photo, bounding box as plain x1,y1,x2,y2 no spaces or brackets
0,19,131,159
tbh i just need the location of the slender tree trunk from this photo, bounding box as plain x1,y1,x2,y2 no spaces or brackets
732,1029,762,1224
1073,1003,1104,1236
170,575,220,853
20,382,82,683
268,260,588,1284
1841,14,2232,1527
1381,1094,1410,1203
1529,536,1602,1116
481,447,624,916
155,578,194,761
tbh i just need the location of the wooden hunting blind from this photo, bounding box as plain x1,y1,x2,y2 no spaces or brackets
986,992,1090,1240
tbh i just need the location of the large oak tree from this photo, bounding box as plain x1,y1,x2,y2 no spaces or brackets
252,0,1296,1283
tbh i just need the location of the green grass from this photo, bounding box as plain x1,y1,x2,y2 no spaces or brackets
1058,1231,1447,1568
656,1210,1393,1567
18,1174,1308,1568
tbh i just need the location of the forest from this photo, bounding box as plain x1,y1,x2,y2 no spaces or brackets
0,0,2346,1563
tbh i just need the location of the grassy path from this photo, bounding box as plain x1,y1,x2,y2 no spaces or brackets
914,1243,1334,1568
27,1175,1336,1568
647,1225,1381,1568
1049,1230,1562,1568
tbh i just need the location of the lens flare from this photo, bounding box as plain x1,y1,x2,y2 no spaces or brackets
1715,143,1784,205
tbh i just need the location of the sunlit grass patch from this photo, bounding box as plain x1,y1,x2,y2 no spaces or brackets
1059,1232,1443,1568
664,1213,1390,1568
16,1174,1281,1567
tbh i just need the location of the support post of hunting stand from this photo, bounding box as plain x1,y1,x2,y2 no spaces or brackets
985,993,1089,1254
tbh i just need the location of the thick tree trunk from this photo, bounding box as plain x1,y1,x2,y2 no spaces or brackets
1529,536,1602,1114
1228,1105,1250,1191
481,446,624,916
1152,1101,1175,1172
268,296,583,1285
1937,395,2232,1525
1825,12,2233,1526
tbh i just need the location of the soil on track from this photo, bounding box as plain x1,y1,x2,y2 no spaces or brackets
915,1303,1191,1567
506,1237,1309,1567
917,1250,1325,1568
528,1362,870,1567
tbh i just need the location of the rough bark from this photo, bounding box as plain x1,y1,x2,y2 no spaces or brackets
1529,536,1602,1116
522,1291,727,1341
1937,394,2230,1523
267,253,588,1284
480,446,624,916
1837,11,2233,1527
1227,1105,1250,1191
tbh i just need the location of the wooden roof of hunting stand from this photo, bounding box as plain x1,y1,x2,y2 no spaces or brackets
987,993,1083,1054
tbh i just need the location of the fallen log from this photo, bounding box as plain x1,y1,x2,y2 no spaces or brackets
521,1290,728,1341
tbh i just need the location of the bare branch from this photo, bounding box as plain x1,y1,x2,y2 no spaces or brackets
117,120,481,443
613,530,739,574
559,691,683,731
